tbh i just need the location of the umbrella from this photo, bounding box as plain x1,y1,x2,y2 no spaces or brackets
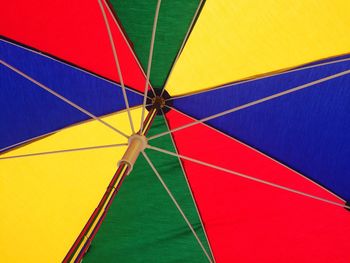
1,0,350,262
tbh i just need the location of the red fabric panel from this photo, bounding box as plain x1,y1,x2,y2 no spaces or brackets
165,109,350,263
0,0,147,92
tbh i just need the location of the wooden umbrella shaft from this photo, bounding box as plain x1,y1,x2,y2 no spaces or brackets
63,106,158,263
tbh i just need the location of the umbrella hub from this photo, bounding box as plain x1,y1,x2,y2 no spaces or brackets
118,134,148,174
151,96,166,109
146,89,173,115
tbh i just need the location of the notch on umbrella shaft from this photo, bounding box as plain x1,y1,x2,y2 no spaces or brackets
63,106,158,263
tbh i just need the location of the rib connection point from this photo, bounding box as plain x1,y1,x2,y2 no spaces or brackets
118,134,148,173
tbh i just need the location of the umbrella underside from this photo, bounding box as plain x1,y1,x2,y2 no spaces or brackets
1,0,350,262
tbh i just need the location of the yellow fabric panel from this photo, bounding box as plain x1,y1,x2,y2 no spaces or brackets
166,0,350,96
0,108,141,263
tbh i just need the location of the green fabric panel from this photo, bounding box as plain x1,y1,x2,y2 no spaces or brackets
109,0,201,89
83,115,211,262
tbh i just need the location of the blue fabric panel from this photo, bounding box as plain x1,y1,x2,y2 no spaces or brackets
0,40,143,150
173,58,350,201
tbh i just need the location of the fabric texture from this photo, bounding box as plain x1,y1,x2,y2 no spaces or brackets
83,115,211,262
110,0,201,89
0,40,142,150
165,109,350,262
172,56,350,201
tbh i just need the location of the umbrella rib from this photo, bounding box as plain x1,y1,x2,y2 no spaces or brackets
0,105,144,155
0,131,57,153
1,59,129,139
161,108,216,262
142,151,213,263
166,56,350,101
149,69,350,140
103,2,156,99
140,0,162,132
147,145,350,210
160,0,204,97
97,0,135,134
164,104,345,202
0,143,127,160
1,39,145,98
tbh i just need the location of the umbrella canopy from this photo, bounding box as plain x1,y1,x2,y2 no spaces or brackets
1,0,350,262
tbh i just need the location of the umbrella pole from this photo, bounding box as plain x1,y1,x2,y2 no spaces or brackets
63,105,159,263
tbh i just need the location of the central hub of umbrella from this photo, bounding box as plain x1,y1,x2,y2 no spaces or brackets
117,89,172,175
118,134,148,174
146,89,173,115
